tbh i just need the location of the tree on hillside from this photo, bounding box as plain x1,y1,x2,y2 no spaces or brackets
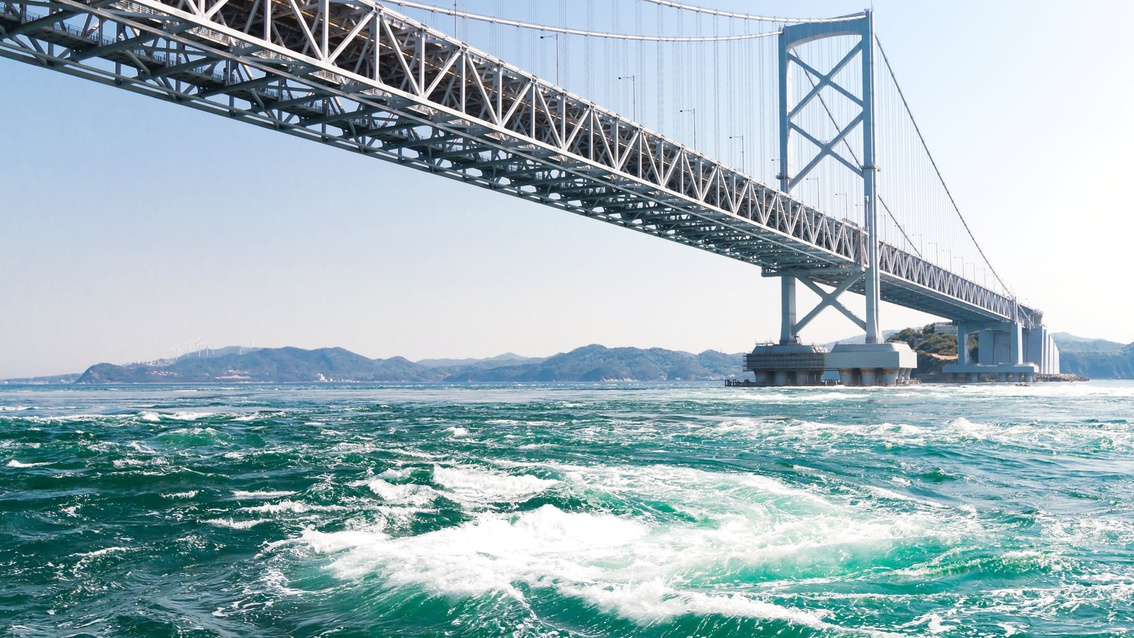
887,324,979,376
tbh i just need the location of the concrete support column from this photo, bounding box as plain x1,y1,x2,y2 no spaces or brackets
1010,323,1023,365
861,12,880,345
957,324,969,365
863,213,880,344
978,330,994,365
780,276,797,345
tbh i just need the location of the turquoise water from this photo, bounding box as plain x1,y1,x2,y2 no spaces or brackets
2,382,1133,637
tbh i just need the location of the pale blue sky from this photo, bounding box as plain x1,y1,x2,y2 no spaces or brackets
2,0,1131,378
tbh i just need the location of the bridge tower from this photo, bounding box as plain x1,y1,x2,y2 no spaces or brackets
746,10,915,386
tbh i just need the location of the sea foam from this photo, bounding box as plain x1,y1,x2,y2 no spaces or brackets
6,459,47,468
431,465,558,505
299,460,971,630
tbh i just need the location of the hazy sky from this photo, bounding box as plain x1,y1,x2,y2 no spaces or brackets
2,0,1132,378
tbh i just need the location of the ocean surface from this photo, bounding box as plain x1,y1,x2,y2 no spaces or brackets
2,382,1133,637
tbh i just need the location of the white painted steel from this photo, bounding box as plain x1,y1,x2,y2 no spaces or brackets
0,0,1041,328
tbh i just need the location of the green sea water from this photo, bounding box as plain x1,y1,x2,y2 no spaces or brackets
2,382,1133,637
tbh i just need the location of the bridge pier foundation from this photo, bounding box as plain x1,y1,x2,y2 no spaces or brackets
827,343,916,387
744,344,828,387
943,320,1045,383
744,342,915,387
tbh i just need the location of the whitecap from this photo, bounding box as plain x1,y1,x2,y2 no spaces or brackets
568,580,832,628
260,566,309,596
206,518,266,529
299,503,890,633
6,459,48,468
945,417,992,440
170,411,215,421
899,612,958,634
242,500,348,515
378,468,413,480
233,490,296,499
865,485,946,509
431,465,557,505
76,546,130,559
366,479,438,507
303,528,389,555
72,546,132,575
306,504,644,593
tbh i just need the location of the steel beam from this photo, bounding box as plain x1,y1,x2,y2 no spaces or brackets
0,0,1043,331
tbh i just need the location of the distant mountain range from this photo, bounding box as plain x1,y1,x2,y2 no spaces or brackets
61,344,744,384
1053,333,1134,379
4,330,1132,384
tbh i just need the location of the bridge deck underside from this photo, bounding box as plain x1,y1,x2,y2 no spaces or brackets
0,0,1041,328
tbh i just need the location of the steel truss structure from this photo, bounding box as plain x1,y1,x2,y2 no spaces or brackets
0,0,1040,328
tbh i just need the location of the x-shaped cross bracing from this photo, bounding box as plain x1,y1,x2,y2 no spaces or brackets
793,272,867,333
784,46,865,191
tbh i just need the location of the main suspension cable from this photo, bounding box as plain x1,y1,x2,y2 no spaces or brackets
382,0,781,41
640,0,863,24
876,36,1010,294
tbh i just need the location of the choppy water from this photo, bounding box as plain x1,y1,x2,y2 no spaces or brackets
2,382,1134,636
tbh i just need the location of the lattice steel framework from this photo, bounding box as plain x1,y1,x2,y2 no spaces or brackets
0,0,1040,328
776,14,883,344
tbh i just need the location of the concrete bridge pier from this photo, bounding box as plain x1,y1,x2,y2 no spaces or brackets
745,341,828,387
827,343,916,386
942,320,1058,382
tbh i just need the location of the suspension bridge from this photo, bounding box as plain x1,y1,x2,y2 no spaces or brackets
0,0,1059,384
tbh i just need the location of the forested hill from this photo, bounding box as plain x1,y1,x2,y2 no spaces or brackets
42,331,1134,384
883,327,1134,379
74,345,743,383
444,345,741,382
1054,333,1134,379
